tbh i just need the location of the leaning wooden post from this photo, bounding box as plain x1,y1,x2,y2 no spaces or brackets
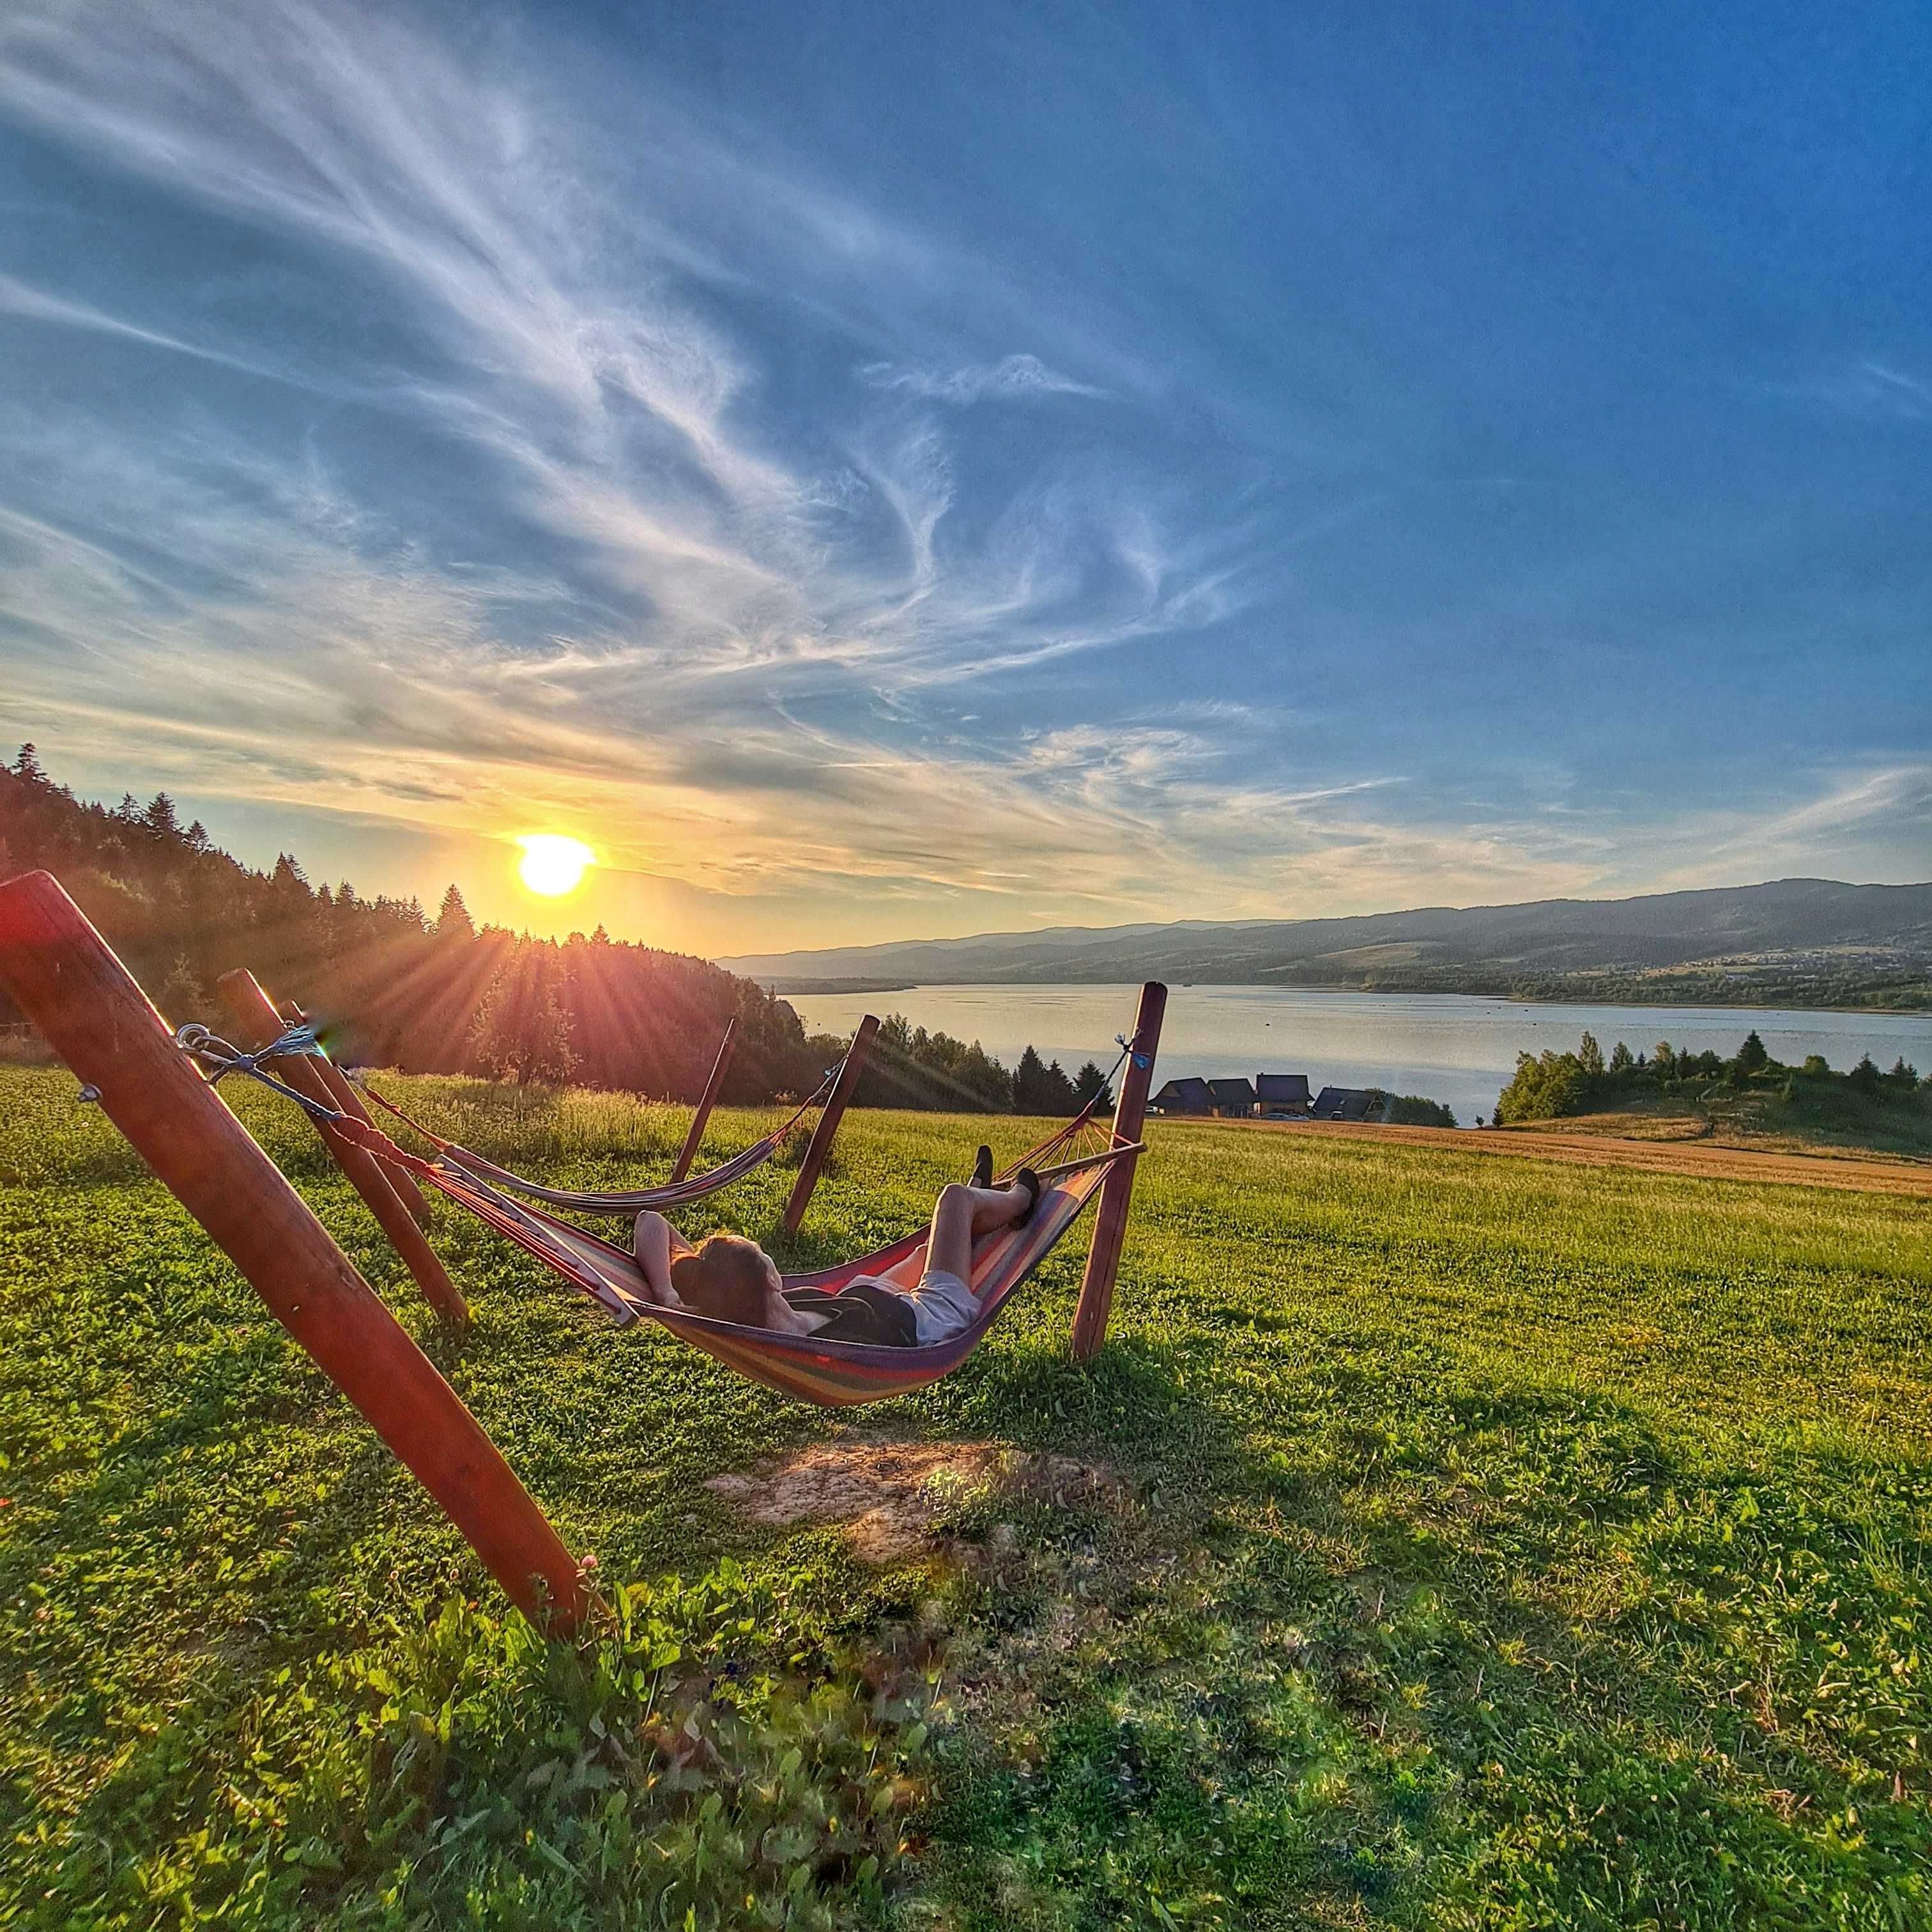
671,1016,738,1182
0,872,590,1632
278,995,433,1227
1071,981,1167,1361
781,1012,879,1237
218,969,468,1325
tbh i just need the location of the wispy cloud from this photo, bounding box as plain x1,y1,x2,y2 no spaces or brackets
0,0,1922,951
858,353,1107,404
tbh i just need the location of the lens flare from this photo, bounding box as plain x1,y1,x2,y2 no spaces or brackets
517,834,594,898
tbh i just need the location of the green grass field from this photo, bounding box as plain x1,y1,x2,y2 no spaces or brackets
2,1066,1929,1929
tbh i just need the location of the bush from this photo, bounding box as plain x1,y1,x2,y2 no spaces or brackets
1494,1048,1593,1123
1378,1092,1457,1128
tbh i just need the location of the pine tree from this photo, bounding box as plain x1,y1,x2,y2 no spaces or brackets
1013,1046,1079,1116
142,793,180,839
1735,1030,1769,1078
1012,1045,1050,1114
1071,1060,1114,1111
435,884,476,943
13,743,46,785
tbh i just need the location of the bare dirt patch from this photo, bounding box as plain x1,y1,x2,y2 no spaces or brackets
705,1434,1121,1563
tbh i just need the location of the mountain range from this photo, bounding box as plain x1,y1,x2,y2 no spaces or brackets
724,879,1932,1009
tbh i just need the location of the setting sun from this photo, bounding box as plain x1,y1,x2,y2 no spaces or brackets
516,834,594,898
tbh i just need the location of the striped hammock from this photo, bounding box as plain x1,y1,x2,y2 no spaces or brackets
356,1052,850,1213
211,1022,1152,1407
415,1114,1137,1406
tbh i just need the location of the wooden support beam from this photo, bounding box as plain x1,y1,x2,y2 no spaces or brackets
671,1016,738,1182
1071,981,1167,1361
0,872,589,1631
781,1012,879,1238
219,969,467,1325
277,995,433,1227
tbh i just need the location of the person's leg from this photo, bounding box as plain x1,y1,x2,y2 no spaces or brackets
632,1210,675,1303
923,1179,1031,1285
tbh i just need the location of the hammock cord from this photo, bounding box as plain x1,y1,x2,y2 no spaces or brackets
173,1022,447,1179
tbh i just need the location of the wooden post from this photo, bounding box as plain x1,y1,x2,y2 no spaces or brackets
0,872,589,1631
218,969,468,1325
781,1012,879,1237
1071,981,1167,1361
277,995,433,1227
671,1016,738,1182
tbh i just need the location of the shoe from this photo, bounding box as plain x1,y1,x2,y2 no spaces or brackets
1013,1167,1042,1227
971,1144,993,1189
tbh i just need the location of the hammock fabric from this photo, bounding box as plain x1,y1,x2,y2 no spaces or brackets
418,1126,1135,1405
356,1057,845,1214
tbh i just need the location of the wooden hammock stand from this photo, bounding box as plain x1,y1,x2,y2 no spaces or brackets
0,868,1165,1636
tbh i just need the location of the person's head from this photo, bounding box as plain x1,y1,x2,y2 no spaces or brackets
669,1232,783,1326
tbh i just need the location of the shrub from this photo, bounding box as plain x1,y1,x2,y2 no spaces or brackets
1379,1092,1457,1128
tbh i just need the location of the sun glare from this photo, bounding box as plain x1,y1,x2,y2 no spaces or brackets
517,834,594,898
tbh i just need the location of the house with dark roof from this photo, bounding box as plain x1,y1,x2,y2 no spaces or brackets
1207,1077,1258,1117
1254,1072,1312,1116
1150,1075,1213,1116
1312,1085,1377,1122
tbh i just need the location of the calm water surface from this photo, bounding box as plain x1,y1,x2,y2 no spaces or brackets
786,983,1932,1127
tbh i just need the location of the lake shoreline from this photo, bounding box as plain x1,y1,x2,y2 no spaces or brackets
785,982,1932,1133
768,977,1927,1016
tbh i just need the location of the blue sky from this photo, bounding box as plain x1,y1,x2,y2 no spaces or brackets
1,0,1926,952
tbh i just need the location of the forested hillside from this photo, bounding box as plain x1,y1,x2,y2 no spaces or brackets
0,746,816,1102
729,879,1932,1008
0,747,1116,1114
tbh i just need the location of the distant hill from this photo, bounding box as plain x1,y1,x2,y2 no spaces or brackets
724,880,1932,1010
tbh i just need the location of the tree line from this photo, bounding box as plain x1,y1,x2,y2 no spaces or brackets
0,746,1112,1115
1494,1027,1921,1124
836,1016,1112,1116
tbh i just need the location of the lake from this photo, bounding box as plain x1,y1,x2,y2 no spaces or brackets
784,983,1932,1127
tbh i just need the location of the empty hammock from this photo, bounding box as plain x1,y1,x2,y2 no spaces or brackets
181,1022,1146,1408
353,1052,852,1214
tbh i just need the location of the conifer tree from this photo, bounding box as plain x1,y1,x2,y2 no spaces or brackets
1071,1060,1114,1110
435,883,476,942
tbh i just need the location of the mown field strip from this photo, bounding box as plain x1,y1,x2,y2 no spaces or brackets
1170,1114,1932,1195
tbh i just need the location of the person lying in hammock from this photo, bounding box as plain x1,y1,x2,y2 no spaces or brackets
630,1147,1041,1347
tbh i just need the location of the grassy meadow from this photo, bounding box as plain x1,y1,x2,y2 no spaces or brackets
1,1065,1929,1928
